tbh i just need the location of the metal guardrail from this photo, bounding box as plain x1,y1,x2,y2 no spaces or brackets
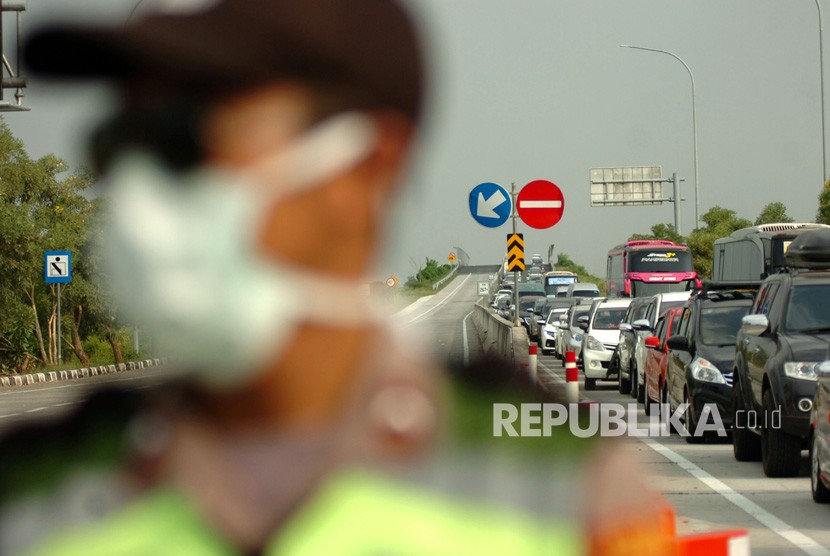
432,264,459,290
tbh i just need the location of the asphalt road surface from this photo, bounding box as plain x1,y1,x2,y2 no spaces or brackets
4,270,827,554
537,355,830,556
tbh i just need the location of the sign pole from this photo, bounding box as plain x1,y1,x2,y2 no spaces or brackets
44,250,72,364
512,182,520,327
57,283,61,363
672,172,682,236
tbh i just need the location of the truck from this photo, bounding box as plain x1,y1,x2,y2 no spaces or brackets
712,223,830,281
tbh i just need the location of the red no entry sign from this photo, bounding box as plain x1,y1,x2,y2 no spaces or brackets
516,179,565,229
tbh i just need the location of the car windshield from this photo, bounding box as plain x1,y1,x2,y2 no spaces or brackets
547,308,568,324
700,303,752,346
519,297,543,311
786,284,830,332
574,290,600,298
592,307,627,330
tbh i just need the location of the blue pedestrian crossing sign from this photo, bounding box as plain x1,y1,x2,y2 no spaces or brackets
44,251,72,284
469,182,511,228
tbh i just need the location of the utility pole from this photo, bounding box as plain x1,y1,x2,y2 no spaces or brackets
512,182,520,327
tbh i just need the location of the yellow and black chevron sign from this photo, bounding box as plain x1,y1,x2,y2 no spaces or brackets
507,233,525,272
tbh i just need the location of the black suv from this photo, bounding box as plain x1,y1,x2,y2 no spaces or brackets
732,229,830,477
665,282,759,443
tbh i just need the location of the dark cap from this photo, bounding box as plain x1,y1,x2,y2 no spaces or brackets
24,0,425,120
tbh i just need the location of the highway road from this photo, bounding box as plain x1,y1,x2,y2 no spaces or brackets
3,268,829,554
402,271,830,555
537,357,830,556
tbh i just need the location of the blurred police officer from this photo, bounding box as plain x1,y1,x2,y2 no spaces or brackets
0,1,597,555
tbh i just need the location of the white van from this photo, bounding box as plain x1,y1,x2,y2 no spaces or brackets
579,298,633,390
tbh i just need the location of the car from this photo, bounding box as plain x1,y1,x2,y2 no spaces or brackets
555,312,569,358
664,282,758,442
531,298,571,348
642,307,683,417
518,295,545,340
615,297,652,395
540,306,569,356
578,298,632,390
517,283,545,298
732,228,830,476
810,357,830,503
493,295,512,319
491,292,510,309
565,282,601,298
630,291,692,402
559,302,592,364
530,254,544,267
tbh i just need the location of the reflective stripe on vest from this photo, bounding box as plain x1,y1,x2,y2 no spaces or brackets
267,471,583,555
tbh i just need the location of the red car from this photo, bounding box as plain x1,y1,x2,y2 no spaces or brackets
643,307,683,416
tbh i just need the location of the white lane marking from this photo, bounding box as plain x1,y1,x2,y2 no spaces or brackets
462,311,473,367
402,274,472,325
518,200,562,209
538,361,597,403
539,361,566,385
25,407,46,413
641,437,830,556
0,413,22,419
0,373,161,396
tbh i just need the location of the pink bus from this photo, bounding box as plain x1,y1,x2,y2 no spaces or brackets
606,240,698,298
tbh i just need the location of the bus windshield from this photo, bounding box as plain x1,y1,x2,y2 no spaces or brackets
631,280,693,298
629,250,693,273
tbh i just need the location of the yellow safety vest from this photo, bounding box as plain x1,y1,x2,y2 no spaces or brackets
20,471,583,556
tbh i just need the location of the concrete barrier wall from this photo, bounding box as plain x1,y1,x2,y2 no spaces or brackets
0,358,169,388
470,300,529,368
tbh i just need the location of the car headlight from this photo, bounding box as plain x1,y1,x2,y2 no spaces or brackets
784,361,820,381
573,333,583,342
691,357,726,384
586,335,605,351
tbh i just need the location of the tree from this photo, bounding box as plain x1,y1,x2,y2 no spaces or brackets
629,223,683,244
818,180,830,224
755,202,793,226
0,119,99,371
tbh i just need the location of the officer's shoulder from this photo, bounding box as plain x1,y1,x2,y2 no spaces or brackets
0,379,194,501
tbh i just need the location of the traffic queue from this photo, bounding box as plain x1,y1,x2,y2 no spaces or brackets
493,222,830,506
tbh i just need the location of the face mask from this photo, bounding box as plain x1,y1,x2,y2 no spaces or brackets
100,113,381,386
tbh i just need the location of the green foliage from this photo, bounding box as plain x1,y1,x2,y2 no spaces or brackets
755,202,793,226
406,257,452,288
629,223,684,244
628,204,788,279
554,253,606,294
0,118,129,372
80,330,139,366
818,181,830,225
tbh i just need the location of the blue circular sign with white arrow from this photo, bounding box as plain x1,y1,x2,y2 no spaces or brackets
468,182,511,228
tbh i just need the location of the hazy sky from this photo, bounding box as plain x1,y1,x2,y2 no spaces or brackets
4,1,828,278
